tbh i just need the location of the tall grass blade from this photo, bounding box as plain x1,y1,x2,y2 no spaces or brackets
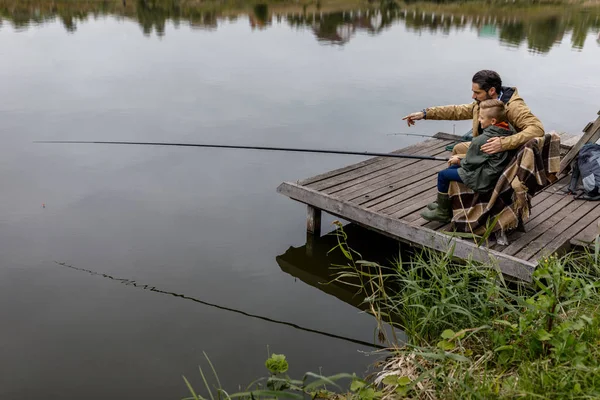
303,372,355,391
199,366,215,400
228,390,303,399
183,376,201,400
594,234,599,265
478,213,501,247
244,377,267,391
203,351,223,390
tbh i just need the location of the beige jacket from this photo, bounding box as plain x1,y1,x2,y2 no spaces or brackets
424,87,544,151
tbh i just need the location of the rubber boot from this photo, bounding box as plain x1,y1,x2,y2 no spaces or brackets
427,202,438,210
421,193,452,222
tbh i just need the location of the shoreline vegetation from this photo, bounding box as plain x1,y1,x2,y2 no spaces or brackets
1,0,599,52
183,224,600,399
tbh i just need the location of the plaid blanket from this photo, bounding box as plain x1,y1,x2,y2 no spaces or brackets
448,132,561,234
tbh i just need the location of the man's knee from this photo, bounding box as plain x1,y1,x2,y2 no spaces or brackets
452,141,471,156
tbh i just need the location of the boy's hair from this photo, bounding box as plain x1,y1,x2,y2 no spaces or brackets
479,99,507,123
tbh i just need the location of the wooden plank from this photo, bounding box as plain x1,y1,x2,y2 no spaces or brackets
556,131,581,150
320,142,449,194
316,140,448,192
500,193,576,250
299,149,412,187
531,190,552,205
559,114,600,176
300,138,445,186
277,182,536,282
332,165,437,204
502,195,580,256
493,193,573,251
308,141,447,192
391,189,438,220
380,186,438,216
531,202,600,260
338,160,444,203
515,199,599,261
525,193,572,228
542,175,571,194
478,189,555,250
569,211,600,248
421,219,447,229
365,175,437,211
433,132,464,141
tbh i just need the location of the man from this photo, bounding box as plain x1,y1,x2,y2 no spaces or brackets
402,70,544,156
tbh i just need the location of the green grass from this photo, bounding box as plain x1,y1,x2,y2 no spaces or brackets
328,223,600,399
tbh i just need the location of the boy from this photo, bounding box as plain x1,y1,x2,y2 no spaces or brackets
421,99,516,222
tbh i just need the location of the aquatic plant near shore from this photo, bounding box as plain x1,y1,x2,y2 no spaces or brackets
182,350,365,400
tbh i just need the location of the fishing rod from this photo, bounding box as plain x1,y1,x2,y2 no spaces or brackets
35,140,450,162
386,132,434,137
54,261,387,350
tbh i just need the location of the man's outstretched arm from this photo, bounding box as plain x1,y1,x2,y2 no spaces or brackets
425,103,476,121
402,103,475,126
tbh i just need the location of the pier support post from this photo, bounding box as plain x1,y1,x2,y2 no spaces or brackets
307,205,321,237
306,206,321,257
306,232,317,257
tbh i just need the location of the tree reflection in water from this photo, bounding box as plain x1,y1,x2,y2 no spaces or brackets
0,1,599,53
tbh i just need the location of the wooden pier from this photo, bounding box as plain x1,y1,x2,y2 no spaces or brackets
277,115,600,282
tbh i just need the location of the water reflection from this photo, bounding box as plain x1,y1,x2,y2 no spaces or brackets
276,224,401,313
276,224,407,344
1,1,599,53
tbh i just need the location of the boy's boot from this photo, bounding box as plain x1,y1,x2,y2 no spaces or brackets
421,193,452,222
427,202,438,210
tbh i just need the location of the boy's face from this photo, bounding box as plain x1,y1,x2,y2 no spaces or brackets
478,110,496,129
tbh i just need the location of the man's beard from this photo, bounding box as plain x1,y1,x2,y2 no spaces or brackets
475,93,494,105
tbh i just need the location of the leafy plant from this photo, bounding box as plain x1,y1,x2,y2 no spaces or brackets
328,223,600,399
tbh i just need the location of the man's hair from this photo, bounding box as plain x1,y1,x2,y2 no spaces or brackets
472,70,502,94
479,99,507,122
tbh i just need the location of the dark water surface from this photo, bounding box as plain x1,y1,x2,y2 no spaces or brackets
1,2,599,399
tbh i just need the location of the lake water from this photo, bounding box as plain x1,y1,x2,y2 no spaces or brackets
1,2,599,399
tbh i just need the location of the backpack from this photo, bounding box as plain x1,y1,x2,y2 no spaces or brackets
567,143,600,200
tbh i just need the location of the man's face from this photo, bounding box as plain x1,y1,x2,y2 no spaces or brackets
471,83,495,103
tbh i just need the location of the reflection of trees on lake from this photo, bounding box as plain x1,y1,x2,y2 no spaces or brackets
136,0,172,36
286,8,396,44
250,4,271,30
527,16,563,53
0,1,599,53
397,8,600,53
499,21,526,49
134,0,219,35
